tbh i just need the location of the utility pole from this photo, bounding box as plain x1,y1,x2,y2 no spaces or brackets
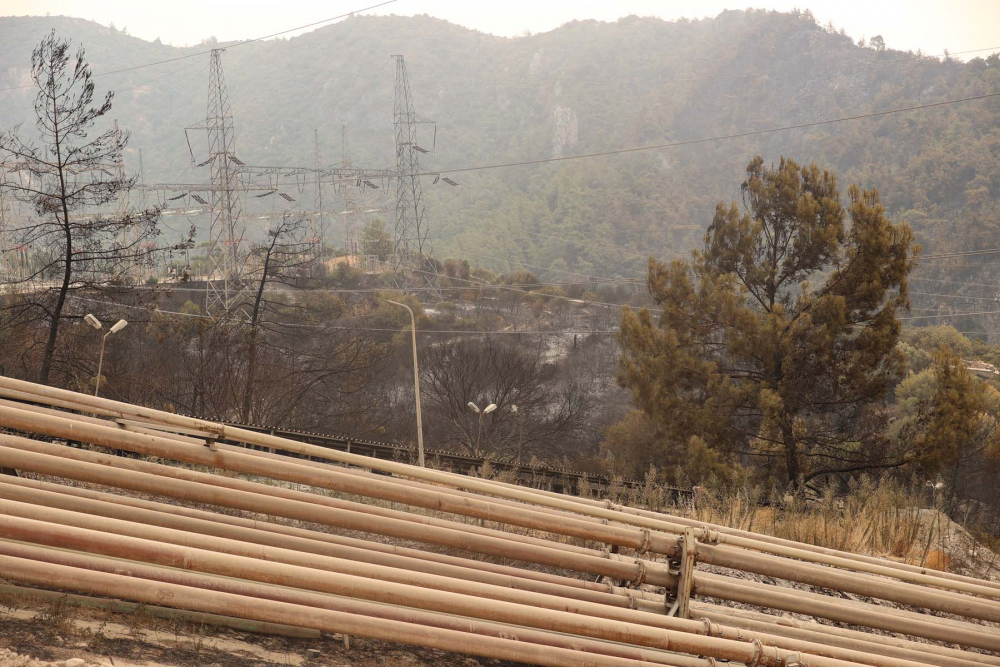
392,55,433,280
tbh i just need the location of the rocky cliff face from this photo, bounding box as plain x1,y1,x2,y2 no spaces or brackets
551,105,578,158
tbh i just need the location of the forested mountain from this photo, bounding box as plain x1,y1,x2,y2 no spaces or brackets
1,10,999,298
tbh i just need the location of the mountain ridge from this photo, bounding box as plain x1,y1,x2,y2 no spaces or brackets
1,11,998,293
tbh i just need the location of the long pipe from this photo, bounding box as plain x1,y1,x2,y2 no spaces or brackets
693,574,1000,651
0,394,634,547
0,555,674,667
8,377,993,602
0,411,676,584
0,479,644,610
691,603,1000,667
0,404,671,554
0,396,613,533
0,513,940,667
4,404,997,625
0,475,609,595
0,441,665,589
1,386,1000,656
0,500,697,636
5,378,995,601
0,434,641,581
0,409,603,558
0,581,322,639
5,415,1000,651
20,479,975,660
218,430,1000,603
697,569,998,634
0,542,703,667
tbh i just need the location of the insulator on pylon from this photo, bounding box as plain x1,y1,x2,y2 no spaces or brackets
278,192,295,202
228,155,245,166
196,158,212,167
363,180,379,189
442,177,459,186
167,193,187,201
413,145,429,154
432,175,440,184
255,190,276,198
191,194,208,204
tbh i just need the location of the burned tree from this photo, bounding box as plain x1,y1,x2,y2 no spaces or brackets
420,336,591,460
0,31,181,384
240,213,315,421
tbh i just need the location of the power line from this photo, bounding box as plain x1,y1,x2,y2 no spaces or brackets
0,0,400,92
413,267,661,313
423,91,1000,178
899,309,1000,321
918,247,1000,260
289,89,1000,191
911,277,1000,290
122,279,642,295
70,295,619,335
911,291,1000,302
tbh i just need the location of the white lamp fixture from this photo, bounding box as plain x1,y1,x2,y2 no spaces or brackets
87,314,129,398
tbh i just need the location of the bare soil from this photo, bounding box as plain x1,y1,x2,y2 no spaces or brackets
0,602,522,667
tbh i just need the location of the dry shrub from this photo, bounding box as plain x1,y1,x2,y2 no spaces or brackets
691,476,936,563
924,549,950,571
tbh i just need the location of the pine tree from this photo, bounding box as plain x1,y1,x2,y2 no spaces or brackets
618,156,916,487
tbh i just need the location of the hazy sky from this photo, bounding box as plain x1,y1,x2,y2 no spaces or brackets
2,1,999,59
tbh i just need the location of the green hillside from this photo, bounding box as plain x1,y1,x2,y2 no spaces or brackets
1,10,999,292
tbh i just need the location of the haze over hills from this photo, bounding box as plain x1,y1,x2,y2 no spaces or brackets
1,10,999,292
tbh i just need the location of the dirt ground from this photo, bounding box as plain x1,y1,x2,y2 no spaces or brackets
0,601,522,667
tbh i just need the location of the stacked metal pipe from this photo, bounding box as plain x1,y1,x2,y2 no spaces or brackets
0,376,998,667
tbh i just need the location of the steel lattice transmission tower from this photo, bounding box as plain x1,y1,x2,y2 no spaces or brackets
310,129,325,255
204,48,248,318
391,55,433,276
340,125,362,259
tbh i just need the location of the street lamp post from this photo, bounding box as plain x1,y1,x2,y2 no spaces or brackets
467,401,497,457
387,300,425,467
84,314,128,397
511,404,524,465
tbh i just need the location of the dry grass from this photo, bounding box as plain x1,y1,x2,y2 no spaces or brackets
691,477,927,561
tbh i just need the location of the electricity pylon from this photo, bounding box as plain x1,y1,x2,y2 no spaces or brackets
392,55,433,279
340,125,360,258
203,49,249,318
